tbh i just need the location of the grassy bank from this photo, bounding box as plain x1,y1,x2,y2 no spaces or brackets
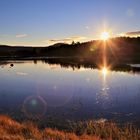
0,115,139,140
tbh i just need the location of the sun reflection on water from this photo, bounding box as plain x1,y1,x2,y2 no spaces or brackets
101,66,110,97
96,66,110,105
102,67,108,80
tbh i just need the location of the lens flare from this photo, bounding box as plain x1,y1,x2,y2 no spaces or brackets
22,95,47,119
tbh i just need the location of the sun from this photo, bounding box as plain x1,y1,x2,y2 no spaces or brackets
101,31,110,41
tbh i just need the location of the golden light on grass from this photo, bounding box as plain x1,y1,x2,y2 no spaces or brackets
100,31,110,41
0,115,139,140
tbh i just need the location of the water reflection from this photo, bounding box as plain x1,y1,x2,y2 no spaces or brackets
101,67,109,100
102,67,108,81
1,59,140,74
96,67,110,106
0,60,140,126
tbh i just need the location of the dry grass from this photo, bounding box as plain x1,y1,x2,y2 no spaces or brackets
0,115,139,140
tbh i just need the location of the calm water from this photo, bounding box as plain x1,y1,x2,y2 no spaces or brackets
0,60,140,127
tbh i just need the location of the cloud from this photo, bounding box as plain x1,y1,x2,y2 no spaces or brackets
120,31,140,37
125,31,140,36
43,36,87,45
16,72,28,76
16,34,28,38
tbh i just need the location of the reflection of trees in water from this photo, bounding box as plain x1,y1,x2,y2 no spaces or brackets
41,58,140,74
0,61,26,67
1,59,140,74
41,58,96,70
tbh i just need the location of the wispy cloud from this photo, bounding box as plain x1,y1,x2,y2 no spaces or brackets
43,36,87,45
16,72,28,76
125,31,140,36
16,34,28,38
120,31,140,37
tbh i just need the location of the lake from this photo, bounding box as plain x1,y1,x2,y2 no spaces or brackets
0,60,140,128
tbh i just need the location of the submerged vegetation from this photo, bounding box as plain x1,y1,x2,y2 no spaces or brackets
0,115,139,140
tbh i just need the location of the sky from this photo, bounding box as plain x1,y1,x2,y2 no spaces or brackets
0,0,140,46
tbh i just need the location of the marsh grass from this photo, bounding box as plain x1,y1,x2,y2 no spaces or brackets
0,115,139,140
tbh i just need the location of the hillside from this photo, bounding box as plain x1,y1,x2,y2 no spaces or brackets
0,37,140,64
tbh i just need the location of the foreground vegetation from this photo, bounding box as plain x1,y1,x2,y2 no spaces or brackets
0,115,139,140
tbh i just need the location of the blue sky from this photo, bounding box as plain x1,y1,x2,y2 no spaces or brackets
0,0,140,46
